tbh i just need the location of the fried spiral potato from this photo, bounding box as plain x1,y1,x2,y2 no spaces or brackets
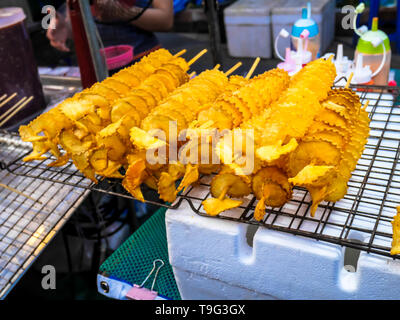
20,52,370,223
203,58,337,219
197,68,290,131
159,74,252,202
19,49,182,166
252,166,292,221
21,49,193,183
288,88,370,216
123,68,232,201
391,206,400,255
203,166,251,216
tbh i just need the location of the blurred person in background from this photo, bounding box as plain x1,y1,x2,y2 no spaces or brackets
47,0,174,60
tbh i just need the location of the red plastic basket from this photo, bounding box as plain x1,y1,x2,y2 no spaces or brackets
100,45,134,70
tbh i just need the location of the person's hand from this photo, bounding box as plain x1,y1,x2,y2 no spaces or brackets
46,12,70,52
92,0,141,23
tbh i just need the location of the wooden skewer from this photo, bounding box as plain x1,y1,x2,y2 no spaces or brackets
0,94,7,103
187,49,208,66
225,62,242,76
0,96,27,123
189,71,196,78
245,57,261,80
213,64,221,70
0,96,33,127
327,55,334,62
345,72,354,89
0,92,17,109
362,99,369,111
0,182,42,204
174,49,186,57
218,185,230,200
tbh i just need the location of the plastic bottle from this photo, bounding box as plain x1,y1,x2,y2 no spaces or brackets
291,3,320,60
353,5,391,85
0,7,46,129
276,29,311,76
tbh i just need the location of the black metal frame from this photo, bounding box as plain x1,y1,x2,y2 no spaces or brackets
2,82,400,260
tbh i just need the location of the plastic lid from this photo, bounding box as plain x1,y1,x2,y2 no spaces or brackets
351,53,372,84
291,6,319,38
291,35,312,65
356,18,391,54
292,49,312,65
278,47,296,72
0,7,26,29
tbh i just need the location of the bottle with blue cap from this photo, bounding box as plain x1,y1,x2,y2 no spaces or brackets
353,3,391,85
291,2,320,60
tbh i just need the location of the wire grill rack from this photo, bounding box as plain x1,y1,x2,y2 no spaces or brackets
3,83,400,260
0,131,89,299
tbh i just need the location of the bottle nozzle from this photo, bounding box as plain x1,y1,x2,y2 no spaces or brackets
358,25,368,34
301,7,307,19
300,29,310,39
371,36,383,48
355,53,364,71
355,3,365,14
279,28,290,38
371,17,379,31
336,43,343,62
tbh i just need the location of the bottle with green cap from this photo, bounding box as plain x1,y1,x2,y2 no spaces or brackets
353,3,391,85
291,2,320,60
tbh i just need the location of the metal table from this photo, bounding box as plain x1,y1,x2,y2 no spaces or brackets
0,130,89,299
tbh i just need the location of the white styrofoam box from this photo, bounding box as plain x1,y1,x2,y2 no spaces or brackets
271,0,336,59
224,0,274,58
166,203,400,300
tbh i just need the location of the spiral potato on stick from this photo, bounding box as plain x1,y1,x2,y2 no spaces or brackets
123,66,237,201
203,57,337,219
19,49,186,166
288,87,370,216
161,66,253,203
201,67,293,216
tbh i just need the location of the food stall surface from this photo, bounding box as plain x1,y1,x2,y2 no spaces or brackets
0,130,89,299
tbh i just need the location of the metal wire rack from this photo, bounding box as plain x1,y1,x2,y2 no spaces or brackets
3,83,400,260
0,131,89,299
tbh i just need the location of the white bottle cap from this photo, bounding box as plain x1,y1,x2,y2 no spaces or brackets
334,44,350,74
371,36,383,48
358,25,368,34
279,28,290,38
351,53,372,84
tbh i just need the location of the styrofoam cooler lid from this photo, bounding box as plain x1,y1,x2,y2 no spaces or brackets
0,7,26,29
224,0,274,16
271,0,333,14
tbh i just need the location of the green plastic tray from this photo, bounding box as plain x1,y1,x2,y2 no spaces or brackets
99,207,181,300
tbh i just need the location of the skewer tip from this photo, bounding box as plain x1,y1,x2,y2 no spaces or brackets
345,72,354,89
174,49,187,57
225,61,242,76
245,57,261,80
362,99,369,111
188,49,208,66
